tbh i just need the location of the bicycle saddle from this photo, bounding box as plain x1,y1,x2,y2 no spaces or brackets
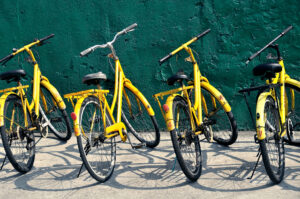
0,69,26,82
82,71,107,85
167,70,189,86
253,63,282,78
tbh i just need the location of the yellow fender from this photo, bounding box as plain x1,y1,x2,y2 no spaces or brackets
256,92,273,140
164,94,182,131
201,82,232,112
40,76,66,110
71,95,86,136
124,80,155,116
0,92,18,126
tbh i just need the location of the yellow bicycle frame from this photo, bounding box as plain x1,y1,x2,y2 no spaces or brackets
0,39,66,127
255,59,300,140
65,56,155,142
153,36,231,133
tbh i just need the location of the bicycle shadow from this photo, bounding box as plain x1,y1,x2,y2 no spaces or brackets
0,133,298,193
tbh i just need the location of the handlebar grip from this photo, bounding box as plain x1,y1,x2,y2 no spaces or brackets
282,25,293,35
196,28,211,40
39,34,55,42
124,23,137,33
159,53,172,65
80,48,93,57
0,54,14,64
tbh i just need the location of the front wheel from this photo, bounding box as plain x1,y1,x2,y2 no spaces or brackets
170,96,202,181
121,85,160,148
40,85,72,141
77,96,116,182
259,96,285,184
0,94,35,173
200,87,238,145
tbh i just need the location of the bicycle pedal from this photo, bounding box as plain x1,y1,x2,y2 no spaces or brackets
131,142,146,149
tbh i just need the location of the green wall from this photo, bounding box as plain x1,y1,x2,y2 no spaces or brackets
0,0,300,129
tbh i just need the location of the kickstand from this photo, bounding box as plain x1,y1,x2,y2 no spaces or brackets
126,132,146,149
0,155,7,170
247,148,262,180
77,163,84,178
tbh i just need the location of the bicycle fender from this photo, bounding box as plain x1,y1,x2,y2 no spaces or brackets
124,81,155,116
256,92,271,140
72,95,86,136
0,92,17,126
201,82,231,112
164,94,181,131
41,77,66,110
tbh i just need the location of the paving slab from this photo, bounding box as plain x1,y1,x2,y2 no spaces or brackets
0,131,299,199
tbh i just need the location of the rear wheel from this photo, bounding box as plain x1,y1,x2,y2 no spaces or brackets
170,96,202,181
200,87,238,145
0,94,35,173
121,86,160,148
77,96,116,182
40,85,72,141
285,83,300,145
259,96,285,184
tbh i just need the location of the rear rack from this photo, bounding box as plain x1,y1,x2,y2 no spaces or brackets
64,89,109,108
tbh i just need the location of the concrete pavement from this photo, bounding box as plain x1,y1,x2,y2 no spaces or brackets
0,132,299,199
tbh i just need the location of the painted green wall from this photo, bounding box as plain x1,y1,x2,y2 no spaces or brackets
0,0,300,129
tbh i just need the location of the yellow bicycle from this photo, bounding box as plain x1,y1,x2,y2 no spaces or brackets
0,34,72,173
64,23,160,182
153,29,238,181
239,25,299,183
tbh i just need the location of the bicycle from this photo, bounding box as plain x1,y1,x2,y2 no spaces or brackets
64,23,160,182
239,25,298,184
0,34,72,173
153,29,238,181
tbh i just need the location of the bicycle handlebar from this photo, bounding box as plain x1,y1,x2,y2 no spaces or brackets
39,34,55,43
246,25,293,64
159,28,211,65
80,23,138,57
0,34,55,65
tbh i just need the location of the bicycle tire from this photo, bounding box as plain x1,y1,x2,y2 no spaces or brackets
170,96,202,181
201,87,238,145
121,85,160,148
77,96,116,182
39,85,72,141
285,83,300,146
0,94,35,173
259,96,285,184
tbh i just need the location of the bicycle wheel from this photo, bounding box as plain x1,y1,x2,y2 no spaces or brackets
285,83,300,145
121,85,160,148
77,96,116,182
40,85,72,141
170,96,202,181
201,87,238,145
259,96,285,184
0,94,35,173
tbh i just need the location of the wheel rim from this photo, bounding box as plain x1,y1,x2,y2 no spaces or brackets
122,87,157,144
79,98,116,180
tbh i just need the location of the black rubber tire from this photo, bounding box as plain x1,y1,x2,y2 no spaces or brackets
285,83,300,146
170,96,202,181
77,96,116,182
259,96,285,184
0,94,35,173
201,87,238,145
39,85,72,141
121,86,160,148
